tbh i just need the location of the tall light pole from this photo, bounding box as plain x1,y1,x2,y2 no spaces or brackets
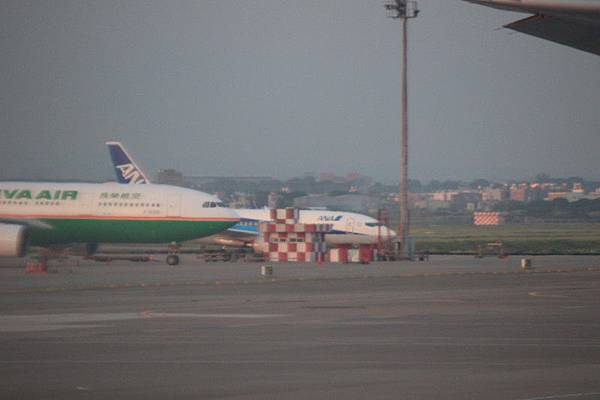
384,0,419,259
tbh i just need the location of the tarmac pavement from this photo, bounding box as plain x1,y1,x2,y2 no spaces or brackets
0,255,599,399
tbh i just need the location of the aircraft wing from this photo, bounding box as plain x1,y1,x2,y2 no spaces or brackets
506,14,600,55
464,0,600,56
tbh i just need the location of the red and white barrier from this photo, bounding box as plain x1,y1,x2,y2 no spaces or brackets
270,208,300,224
473,212,504,226
258,208,331,263
327,244,376,264
25,258,47,273
328,247,348,263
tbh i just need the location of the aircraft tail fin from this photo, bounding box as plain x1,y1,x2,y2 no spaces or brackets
106,141,150,184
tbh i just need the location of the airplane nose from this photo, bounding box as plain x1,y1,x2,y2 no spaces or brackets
225,207,241,222
211,204,240,224
387,227,397,239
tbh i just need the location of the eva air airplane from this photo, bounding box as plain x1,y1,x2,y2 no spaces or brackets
0,182,239,265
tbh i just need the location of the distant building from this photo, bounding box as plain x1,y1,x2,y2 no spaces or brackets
510,186,529,202
545,192,600,202
481,188,508,202
254,192,269,208
452,192,482,211
229,192,254,209
528,187,545,201
186,176,275,187
319,172,338,182
293,194,380,213
318,172,373,190
419,190,481,211
267,192,280,209
425,200,451,210
545,192,570,201
156,169,185,187
431,191,459,202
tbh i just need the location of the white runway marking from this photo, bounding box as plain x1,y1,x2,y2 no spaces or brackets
0,312,288,332
528,291,570,299
142,312,287,319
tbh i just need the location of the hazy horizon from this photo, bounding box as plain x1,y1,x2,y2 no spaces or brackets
1,1,599,183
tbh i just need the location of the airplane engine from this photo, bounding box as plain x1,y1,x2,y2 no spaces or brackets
211,237,249,248
0,224,28,257
252,241,266,253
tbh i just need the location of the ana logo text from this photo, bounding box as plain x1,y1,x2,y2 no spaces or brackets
116,164,147,184
318,215,343,222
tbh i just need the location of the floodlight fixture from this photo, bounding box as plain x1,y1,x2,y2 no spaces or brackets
384,0,419,19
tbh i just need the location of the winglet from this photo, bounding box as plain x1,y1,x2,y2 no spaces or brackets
106,141,150,184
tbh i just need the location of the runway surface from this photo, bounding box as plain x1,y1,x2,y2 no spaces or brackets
1,256,599,399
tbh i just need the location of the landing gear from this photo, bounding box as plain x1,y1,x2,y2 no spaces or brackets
166,242,180,266
85,243,99,257
166,254,180,266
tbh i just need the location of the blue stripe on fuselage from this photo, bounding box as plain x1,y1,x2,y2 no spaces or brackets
227,218,260,235
226,223,368,237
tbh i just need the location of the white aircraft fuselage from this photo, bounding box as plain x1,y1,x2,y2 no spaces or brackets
0,182,239,257
200,208,396,249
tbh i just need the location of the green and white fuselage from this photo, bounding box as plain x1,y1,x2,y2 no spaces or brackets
0,182,239,251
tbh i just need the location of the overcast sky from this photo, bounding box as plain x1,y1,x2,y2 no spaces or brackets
1,0,599,183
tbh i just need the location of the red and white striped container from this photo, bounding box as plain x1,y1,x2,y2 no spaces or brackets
258,209,331,263
328,244,376,263
328,248,348,263
270,208,300,224
473,212,505,226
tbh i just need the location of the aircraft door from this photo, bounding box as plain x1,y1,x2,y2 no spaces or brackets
167,195,181,217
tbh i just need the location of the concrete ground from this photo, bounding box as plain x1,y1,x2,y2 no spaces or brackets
1,255,599,399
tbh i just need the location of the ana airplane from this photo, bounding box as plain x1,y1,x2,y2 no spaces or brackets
106,141,396,248
0,183,239,266
203,208,396,250
464,0,600,55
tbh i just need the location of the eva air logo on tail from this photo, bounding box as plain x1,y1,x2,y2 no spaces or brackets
116,164,148,184
0,189,78,200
